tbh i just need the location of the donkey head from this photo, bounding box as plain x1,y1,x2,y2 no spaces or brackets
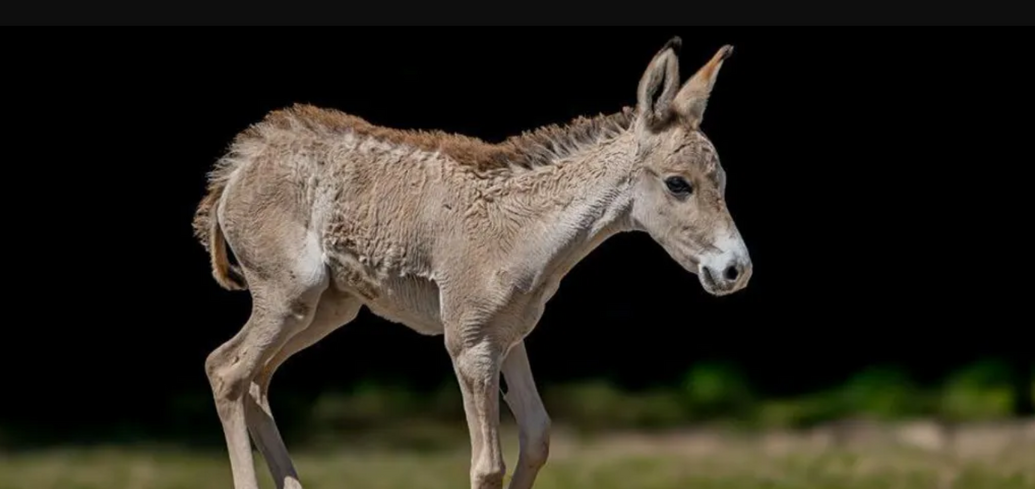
627,37,752,296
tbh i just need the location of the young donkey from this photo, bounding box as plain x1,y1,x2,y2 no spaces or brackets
193,37,752,489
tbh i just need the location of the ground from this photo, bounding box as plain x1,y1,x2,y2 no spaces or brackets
3,419,1034,489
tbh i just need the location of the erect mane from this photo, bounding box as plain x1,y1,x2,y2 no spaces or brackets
490,106,636,170
252,103,636,173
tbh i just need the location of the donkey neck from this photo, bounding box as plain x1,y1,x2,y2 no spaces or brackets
495,130,639,284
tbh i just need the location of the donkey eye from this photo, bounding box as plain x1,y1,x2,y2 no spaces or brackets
664,176,693,196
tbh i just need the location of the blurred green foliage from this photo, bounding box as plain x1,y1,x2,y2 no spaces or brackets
0,358,1030,449
938,359,1017,422
288,358,1034,440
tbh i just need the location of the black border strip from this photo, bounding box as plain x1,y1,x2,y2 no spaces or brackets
4,0,1035,26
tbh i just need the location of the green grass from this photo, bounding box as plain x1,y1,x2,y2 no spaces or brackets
3,420,1035,489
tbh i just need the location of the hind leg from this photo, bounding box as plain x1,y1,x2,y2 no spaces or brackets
206,272,328,489
245,289,363,489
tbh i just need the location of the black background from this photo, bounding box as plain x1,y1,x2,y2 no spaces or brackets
3,30,1032,442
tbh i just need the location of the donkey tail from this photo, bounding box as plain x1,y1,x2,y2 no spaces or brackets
207,207,247,291
192,166,248,291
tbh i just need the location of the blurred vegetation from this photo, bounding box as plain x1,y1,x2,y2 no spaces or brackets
3,359,1030,488
0,358,1031,450
285,358,1032,447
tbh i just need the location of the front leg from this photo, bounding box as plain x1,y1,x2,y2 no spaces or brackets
501,341,550,489
446,331,507,489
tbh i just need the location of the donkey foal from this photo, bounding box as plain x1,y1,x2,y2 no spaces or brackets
193,37,752,489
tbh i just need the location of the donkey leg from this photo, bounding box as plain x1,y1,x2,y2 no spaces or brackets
501,341,551,489
206,277,327,489
447,334,507,489
245,290,363,489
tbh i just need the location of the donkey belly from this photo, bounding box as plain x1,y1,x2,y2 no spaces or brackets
363,276,444,336
323,248,444,335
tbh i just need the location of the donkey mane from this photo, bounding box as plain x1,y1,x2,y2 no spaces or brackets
247,103,636,172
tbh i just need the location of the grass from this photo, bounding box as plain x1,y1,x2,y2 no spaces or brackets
3,420,1035,489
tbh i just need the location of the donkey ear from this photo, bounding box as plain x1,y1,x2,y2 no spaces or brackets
674,44,733,129
636,37,682,130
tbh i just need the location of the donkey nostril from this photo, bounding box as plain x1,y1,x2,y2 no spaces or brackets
723,265,739,281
